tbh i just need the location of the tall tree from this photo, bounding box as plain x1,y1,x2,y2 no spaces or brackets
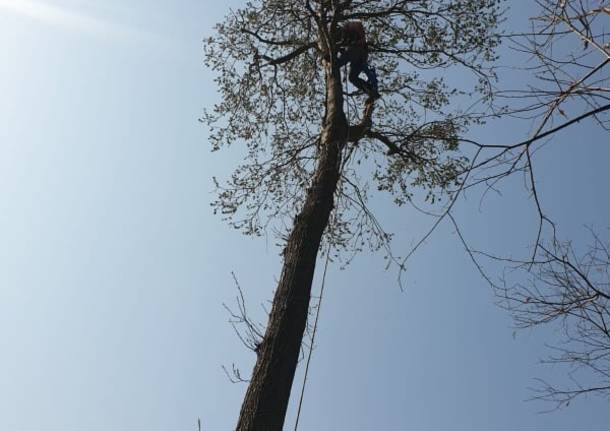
204,1,502,429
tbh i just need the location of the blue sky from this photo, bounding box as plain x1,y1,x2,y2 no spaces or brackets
1,1,609,430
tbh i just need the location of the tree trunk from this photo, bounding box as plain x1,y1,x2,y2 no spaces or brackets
236,66,347,431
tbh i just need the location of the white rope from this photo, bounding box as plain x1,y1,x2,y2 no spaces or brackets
293,244,332,431
293,65,350,431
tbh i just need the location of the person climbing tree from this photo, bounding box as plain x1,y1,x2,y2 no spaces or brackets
337,21,380,100
204,2,502,429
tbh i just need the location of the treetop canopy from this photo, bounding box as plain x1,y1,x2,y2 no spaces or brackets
203,0,503,254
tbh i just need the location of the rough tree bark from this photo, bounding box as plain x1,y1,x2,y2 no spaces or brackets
204,2,503,428
236,64,348,431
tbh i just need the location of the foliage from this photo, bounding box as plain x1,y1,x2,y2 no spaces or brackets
202,0,503,257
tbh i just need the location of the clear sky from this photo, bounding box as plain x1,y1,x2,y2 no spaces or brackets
1,1,609,430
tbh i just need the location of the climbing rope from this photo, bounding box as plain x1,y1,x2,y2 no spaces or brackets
344,64,351,142
293,65,351,431
293,243,332,431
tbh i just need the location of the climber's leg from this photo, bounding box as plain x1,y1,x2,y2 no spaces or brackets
337,47,353,69
348,62,369,93
362,64,380,99
363,64,379,92
350,62,380,100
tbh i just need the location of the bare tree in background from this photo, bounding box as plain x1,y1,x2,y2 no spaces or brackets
449,0,610,248
424,0,610,409
203,1,502,429
498,232,610,409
